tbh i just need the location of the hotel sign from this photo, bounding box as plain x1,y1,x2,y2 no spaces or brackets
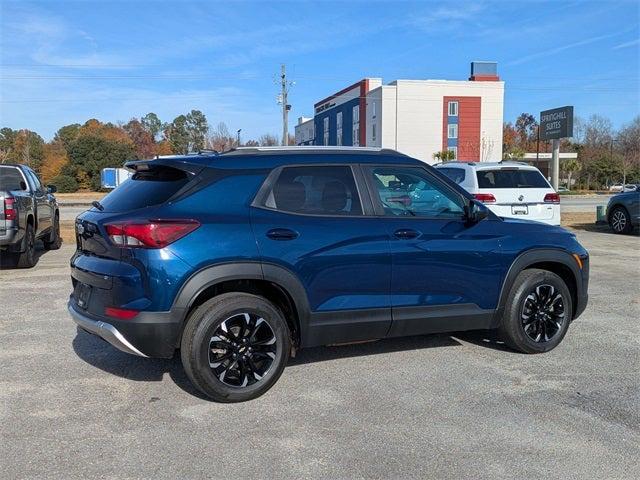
540,106,573,140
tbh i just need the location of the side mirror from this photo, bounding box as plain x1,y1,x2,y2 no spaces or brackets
47,185,57,194
464,199,489,224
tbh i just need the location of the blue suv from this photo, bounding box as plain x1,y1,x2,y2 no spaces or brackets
69,147,589,402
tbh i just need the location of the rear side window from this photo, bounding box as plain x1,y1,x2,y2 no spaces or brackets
476,169,550,189
262,165,362,216
436,167,466,185
0,168,26,191
98,166,190,212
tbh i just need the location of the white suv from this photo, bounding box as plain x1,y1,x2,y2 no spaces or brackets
434,162,560,225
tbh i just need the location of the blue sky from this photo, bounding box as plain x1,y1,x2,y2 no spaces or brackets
1,0,638,141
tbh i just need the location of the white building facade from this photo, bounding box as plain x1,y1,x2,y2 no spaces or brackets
295,62,504,164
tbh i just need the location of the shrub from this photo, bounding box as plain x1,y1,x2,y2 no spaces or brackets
50,174,78,193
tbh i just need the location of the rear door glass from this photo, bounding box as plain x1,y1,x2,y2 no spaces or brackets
98,166,190,212
262,165,362,216
476,169,550,188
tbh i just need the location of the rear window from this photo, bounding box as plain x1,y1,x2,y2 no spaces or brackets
437,167,466,185
0,167,26,191
476,169,550,189
98,166,190,212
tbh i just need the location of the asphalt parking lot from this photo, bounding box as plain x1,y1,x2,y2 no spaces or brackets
1,226,638,479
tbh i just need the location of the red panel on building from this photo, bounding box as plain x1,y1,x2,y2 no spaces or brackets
359,79,368,146
442,96,481,161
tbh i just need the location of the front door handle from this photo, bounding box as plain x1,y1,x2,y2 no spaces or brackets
266,228,299,241
393,228,420,240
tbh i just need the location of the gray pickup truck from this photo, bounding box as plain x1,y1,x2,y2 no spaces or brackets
0,164,61,267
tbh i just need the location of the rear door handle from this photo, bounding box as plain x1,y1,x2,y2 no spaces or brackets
393,228,420,240
266,228,299,241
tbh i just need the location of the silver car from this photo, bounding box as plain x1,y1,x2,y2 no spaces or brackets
606,191,640,234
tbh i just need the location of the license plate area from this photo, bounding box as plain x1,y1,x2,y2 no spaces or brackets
511,204,529,215
74,282,92,309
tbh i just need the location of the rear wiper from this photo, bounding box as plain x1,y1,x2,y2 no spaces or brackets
92,200,104,211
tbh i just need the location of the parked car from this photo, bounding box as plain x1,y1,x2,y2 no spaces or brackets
608,184,636,193
68,147,589,402
606,190,640,234
434,162,560,225
0,164,61,267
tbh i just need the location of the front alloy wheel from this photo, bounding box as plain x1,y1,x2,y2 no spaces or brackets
498,268,573,353
521,284,566,343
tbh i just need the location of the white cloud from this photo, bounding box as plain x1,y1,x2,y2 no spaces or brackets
613,38,640,50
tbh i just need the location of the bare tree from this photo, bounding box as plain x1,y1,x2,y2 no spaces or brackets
208,122,236,152
258,134,279,146
617,116,640,187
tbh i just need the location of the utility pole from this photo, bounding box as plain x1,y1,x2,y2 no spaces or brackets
236,129,242,147
551,138,560,190
280,64,290,146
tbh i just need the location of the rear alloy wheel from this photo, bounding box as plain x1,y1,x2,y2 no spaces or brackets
43,213,62,250
609,206,633,234
181,293,291,402
498,269,572,353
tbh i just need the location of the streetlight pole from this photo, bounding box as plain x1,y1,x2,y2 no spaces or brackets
237,129,242,147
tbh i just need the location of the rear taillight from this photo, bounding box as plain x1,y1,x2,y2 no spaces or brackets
3,197,17,220
544,193,561,204
105,220,200,248
474,193,496,203
105,307,139,320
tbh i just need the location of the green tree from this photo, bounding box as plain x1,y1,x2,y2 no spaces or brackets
166,115,190,154
53,124,81,152
433,150,456,162
0,127,17,163
185,110,208,151
561,158,581,190
67,133,135,190
141,112,163,141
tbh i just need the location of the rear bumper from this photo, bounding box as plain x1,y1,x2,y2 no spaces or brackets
0,227,20,247
68,299,183,358
68,302,149,357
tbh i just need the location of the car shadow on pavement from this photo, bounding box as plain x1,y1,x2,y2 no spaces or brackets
568,223,640,236
0,240,58,269
72,327,514,400
72,328,210,400
289,333,463,366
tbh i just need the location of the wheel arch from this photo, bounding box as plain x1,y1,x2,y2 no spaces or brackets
497,249,583,320
173,262,311,348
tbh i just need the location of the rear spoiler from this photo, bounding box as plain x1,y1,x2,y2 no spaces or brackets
124,153,217,176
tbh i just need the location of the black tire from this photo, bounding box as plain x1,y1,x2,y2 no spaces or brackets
609,206,633,234
498,269,573,354
43,213,62,250
181,292,291,402
17,222,37,268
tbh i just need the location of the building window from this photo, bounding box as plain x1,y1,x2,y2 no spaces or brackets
448,146,457,159
323,117,329,146
372,101,376,119
448,124,458,139
448,101,458,116
372,123,377,142
336,112,343,146
352,105,360,146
